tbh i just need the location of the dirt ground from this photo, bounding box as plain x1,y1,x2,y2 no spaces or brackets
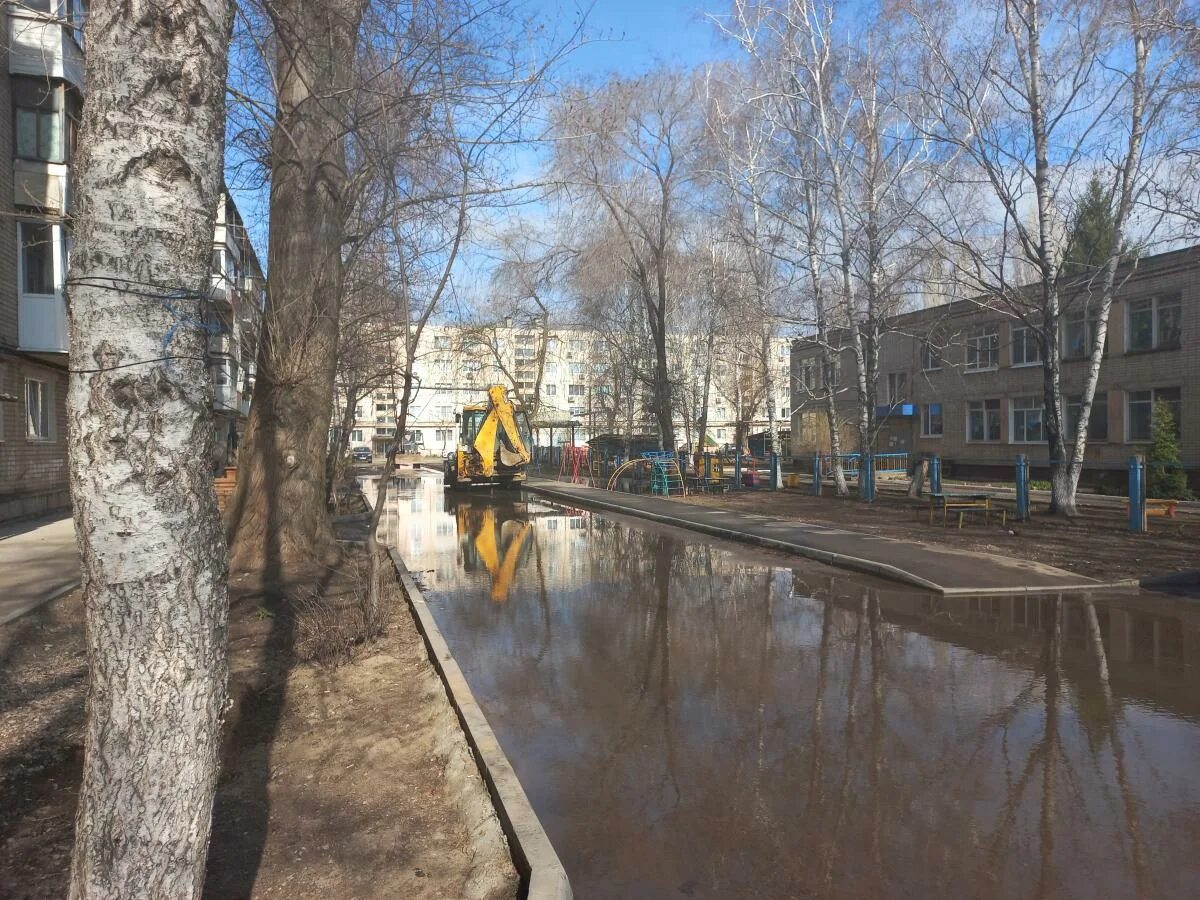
679,486,1199,586
0,555,518,899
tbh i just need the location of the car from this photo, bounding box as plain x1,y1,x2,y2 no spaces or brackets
352,446,374,463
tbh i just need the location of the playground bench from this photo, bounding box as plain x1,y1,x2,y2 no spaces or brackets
927,491,1006,529
1126,497,1179,522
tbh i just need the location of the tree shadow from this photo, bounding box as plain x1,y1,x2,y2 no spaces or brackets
205,413,335,898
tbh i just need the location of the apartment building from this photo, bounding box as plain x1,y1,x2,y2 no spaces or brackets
340,323,793,456
789,245,1199,483
0,3,264,522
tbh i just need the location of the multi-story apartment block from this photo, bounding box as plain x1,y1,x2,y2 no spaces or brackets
789,245,1199,484
338,323,793,457
0,3,264,521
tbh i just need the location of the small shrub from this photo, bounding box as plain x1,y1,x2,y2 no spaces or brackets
1028,479,1052,492
292,581,390,668
1147,400,1193,500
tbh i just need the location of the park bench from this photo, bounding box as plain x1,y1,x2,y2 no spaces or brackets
927,491,1006,529
1125,497,1179,526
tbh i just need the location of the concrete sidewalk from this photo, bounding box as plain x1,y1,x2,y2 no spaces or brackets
0,513,79,624
527,479,1131,595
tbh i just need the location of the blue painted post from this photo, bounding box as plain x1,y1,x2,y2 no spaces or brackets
812,453,821,496
1128,455,1146,533
860,452,875,501
1015,454,1029,522
734,452,742,491
930,455,942,494
704,451,712,480
770,452,779,491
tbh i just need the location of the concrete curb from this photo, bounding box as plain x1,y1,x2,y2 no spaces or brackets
387,547,572,900
0,578,81,626
527,483,1134,598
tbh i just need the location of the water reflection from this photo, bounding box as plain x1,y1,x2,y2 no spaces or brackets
376,472,1200,899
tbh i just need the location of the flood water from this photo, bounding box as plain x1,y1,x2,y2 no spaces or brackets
375,471,1200,899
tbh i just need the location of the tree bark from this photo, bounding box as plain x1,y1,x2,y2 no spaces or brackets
225,0,367,575
67,1,234,896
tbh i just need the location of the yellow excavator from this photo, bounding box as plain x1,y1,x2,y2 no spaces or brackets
444,384,532,490
451,499,533,603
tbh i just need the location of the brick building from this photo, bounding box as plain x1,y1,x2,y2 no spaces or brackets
789,245,1199,484
0,3,264,523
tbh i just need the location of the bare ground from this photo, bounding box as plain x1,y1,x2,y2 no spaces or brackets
678,485,1199,586
0,554,517,900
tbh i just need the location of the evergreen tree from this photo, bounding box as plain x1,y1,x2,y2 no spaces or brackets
1147,399,1192,499
1061,176,1134,277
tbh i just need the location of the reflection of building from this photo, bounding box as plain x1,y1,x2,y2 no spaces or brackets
789,245,1199,483
0,1,264,521
340,323,793,458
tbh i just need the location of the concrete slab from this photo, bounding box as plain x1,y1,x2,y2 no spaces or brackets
527,480,1131,596
0,514,80,624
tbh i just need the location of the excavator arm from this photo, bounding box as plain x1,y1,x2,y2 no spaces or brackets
471,385,530,476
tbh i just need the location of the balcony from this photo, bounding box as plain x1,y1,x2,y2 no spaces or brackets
8,10,85,90
213,383,239,413
14,160,69,213
18,291,68,354
208,331,237,358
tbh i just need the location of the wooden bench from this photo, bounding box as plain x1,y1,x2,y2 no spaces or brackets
927,491,1005,528
213,466,237,512
1126,497,1179,528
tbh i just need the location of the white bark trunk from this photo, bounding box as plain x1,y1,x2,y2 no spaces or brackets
67,2,234,897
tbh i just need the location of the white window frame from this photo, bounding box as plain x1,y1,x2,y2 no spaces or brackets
965,327,999,372
921,402,944,438
17,221,66,300
966,398,1001,442
920,341,942,372
1010,324,1043,367
1009,395,1045,444
1066,392,1108,443
25,377,53,441
1126,294,1182,353
886,372,907,405
1125,386,1181,443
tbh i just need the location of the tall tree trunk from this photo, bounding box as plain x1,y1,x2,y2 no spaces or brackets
67,1,234,895
326,381,360,505
226,0,367,575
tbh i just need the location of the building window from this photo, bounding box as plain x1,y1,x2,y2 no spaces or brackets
1011,324,1042,366
20,222,58,295
1127,295,1181,352
569,362,584,376
13,80,66,164
433,335,452,350
1010,396,1044,444
375,427,395,437
26,378,52,440
821,360,840,387
1062,305,1101,359
1066,392,1108,442
921,403,943,437
351,429,363,442
515,347,535,358
568,384,585,397
966,399,1001,442
798,362,815,389
965,327,999,371
1126,387,1181,442
886,372,907,404
436,428,453,442
545,383,556,396
920,341,942,372
438,405,453,420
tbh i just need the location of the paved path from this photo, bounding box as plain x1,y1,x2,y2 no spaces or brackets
527,479,1129,595
0,514,79,624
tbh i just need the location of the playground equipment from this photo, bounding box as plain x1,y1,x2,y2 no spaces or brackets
558,445,593,485
606,452,687,496
444,385,532,490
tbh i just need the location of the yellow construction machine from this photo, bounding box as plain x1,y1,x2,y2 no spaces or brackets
449,498,533,603
444,384,532,490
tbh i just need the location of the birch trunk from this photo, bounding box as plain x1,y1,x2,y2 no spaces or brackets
67,1,234,896
225,0,367,575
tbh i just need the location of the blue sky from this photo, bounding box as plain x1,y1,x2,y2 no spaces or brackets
532,0,730,78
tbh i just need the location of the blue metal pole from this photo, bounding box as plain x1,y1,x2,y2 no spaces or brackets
1015,454,1029,522
860,452,875,501
930,455,942,494
1129,455,1146,533
812,453,821,496
734,451,742,491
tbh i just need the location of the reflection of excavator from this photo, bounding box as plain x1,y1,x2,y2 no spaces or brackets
444,385,532,490
451,498,533,603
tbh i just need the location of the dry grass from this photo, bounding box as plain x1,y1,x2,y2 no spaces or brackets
292,555,391,668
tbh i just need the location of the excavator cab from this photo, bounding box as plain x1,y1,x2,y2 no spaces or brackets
444,385,532,490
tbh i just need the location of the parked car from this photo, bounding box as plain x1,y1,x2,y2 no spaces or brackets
352,446,374,463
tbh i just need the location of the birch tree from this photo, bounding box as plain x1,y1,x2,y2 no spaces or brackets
910,0,1191,514
67,1,234,895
